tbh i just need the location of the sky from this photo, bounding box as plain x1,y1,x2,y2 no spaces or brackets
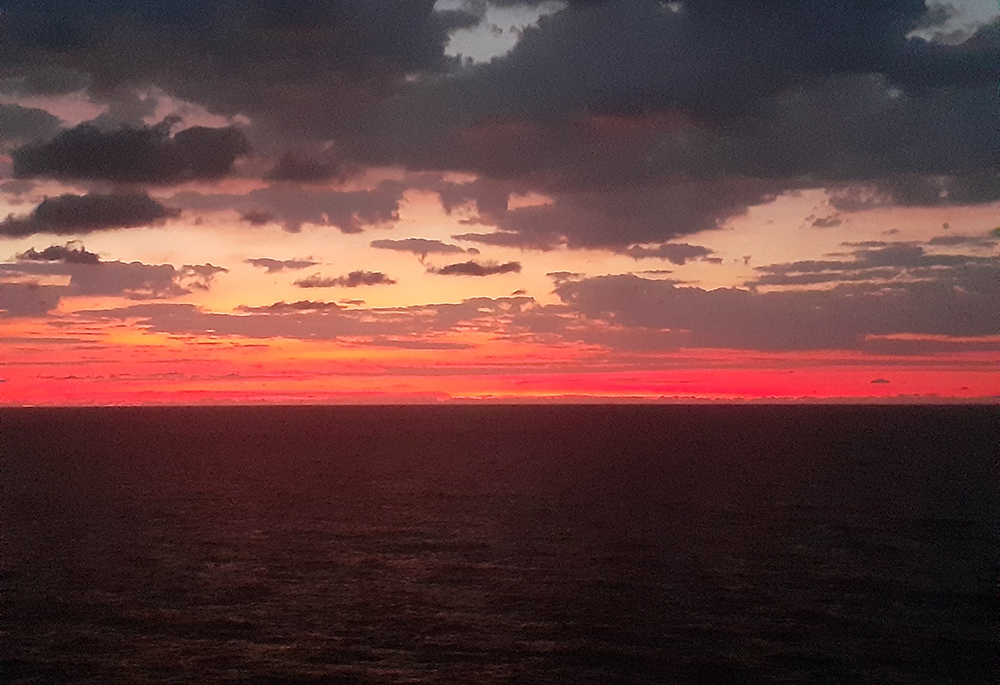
0,0,997,404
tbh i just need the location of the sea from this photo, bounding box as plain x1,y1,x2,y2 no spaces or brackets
1,405,997,684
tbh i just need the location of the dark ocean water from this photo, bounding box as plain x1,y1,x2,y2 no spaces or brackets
1,405,997,684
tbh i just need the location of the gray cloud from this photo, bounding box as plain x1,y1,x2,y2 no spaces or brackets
0,103,64,143
237,300,342,314
239,210,277,226
0,193,181,237
265,152,341,183
751,243,999,290
245,258,319,273
17,242,100,264
0,281,66,317
928,232,1000,248
0,67,90,97
555,267,999,352
370,237,466,256
452,229,564,251
12,118,249,185
624,243,715,265
172,180,406,233
75,294,539,342
432,260,521,276
294,271,397,288
0,256,227,315
1,0,995,257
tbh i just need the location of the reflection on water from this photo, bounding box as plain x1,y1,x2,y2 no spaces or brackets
2,405,997,683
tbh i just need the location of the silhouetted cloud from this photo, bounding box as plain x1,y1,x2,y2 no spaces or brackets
452,230,564,251
370,237,466,256
75,295,539,341
245,258,318,273
810,216,843,228
0,1,990,255
11,118,249,185
16,242,100,264
927,232,999,248
555,266,1000,351
0,254,227,316
432,260,521,276
0,282,65,317
624,243,715,265
295,271,397,288
0,103,63,142
173,180,406,233
0,193,181,236
239,210,277,226
237,300,341,313
751,243,999,288
265,152,341,183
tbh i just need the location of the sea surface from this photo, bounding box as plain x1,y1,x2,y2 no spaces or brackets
1,405,997,684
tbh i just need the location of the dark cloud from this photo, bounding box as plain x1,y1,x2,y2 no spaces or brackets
11,118,249,185
0,193,181,237
173,180,405,233
360,337,474,350
2,0,995,256
0,103,64,143
0,282,64,317
237,300,341,314
484,179,778,249
177,264,228,292
0,67,90,96
16,242,100,264
0,256,227,313
810,216,843,228
370,237,466,256
751,243,999,289
240,210,277,226
927,232,999,248
432,260,521,276
245,258,318,273
0,180,37,195
294,270,397,288
555,265,1000,352
77,295,539,341
452,229,564,251
1,1,470,145
265,152,341,183
624,243,715,265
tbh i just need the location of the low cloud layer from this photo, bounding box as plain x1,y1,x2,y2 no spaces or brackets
0,250,227,317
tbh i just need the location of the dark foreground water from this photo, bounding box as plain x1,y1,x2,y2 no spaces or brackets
1,405,997,684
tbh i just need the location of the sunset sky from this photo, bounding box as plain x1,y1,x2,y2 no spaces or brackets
1,0,997,404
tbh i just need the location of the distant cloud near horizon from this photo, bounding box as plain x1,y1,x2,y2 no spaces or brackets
0,253,227,317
